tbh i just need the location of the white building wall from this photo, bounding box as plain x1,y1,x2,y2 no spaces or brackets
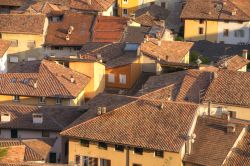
101,3,115,16
0,52,8,73
217,21,250,45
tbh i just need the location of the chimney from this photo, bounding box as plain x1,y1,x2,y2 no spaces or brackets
1,113,10,122
97,53,102,63
66,34,70,41
167,94,172,101
68,25,74,34
32,113,43,124
157,40,161,46
160,103,164,110
232,8,237,16
185,133,196,155
70,75,75,83
227,123,236,133
34,80,38,89
242,49,248,59
101,107,107,114
144,35,149,43
97,107,102,115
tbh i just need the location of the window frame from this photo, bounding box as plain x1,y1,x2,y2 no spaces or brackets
56,97,62,105
119,74,126,84
223,29,229,37
108,73,115,83
199,27,204,35
115,145,124,152
134,147,143,155
13,95,20,102
10,40,18,47
155,150,164,158
42,130,50,137
98,142,108,150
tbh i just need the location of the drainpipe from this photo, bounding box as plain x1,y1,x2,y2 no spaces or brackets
126,146,130,166
205,20,207,40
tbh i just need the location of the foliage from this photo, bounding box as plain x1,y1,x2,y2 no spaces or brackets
0,148,8,159
190,51,211,65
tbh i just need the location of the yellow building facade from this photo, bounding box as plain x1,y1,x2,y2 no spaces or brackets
68,139,183,166
69,61,106,99
184,19,218,43
118,0,140,16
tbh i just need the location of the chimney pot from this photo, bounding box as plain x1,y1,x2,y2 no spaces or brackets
34,81,38,89
66,34,70,41
70,75,75,83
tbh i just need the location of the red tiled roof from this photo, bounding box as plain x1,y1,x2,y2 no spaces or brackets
223,131,250,166
0,40,11,58
0,14,46,34
140,39,193,63
92,16,127,42
0,104,83,131
0,0,29,6
216,55,249,71
61,100,198,152
181,0,250,21
4,60,90,98
204,70,250,107
184,116,245,166
69,0,115,12
45,12,94,46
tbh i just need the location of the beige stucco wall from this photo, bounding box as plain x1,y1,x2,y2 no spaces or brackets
68,139,183,166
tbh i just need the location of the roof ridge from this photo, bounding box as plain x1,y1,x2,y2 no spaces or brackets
21,140,45,161
61,97,198,136
40,60,74,97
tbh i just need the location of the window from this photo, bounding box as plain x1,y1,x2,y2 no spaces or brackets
75,155,80,165
123,0,128,4
42,131,50,137
229,111,236,118
134,147,143,155
115,145,124,152
235,30,244,37
83,156,98,166
10,40,18,47
155,150,164,158
56,98,62,105
161,2,166,8
123,9,128,16
27,40,36,48
100,159,111,166
9,56,18,63
133,164,142,166
80,139,89,147
150,2,155,5
119,74,126,84
223,29,229,37
108,74,115,83
39,97,46,104
199,27,204,34
11,129,18,138
13,95,20,102
98,142,107,150
199,20,204,24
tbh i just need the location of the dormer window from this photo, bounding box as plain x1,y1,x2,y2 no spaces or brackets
13,95,20,102
1,113,10,122
56,98,62,105
39,97,46,104
33,113,43,124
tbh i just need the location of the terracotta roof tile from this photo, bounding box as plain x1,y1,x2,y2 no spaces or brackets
61,100,198,152
69,0,115,12
45,12,94,46
134,5,169,27
223,131,250,166
0,0,29,6
140,39,193,63
204,70,250,107
216,55,249,71
184,116,245,166
0,40,11,58
0,14,46,34
92,16,127,42
181,0,250,21
0,105,83,131
4,60,90,98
